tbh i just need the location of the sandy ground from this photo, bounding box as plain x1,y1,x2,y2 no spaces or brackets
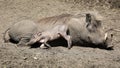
0,0,120,68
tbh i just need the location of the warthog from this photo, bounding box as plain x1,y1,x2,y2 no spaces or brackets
35,13,113,49
3,20,38,46
27,25,72,49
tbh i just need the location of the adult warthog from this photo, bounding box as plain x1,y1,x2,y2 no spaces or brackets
3,20,38,46
35,13,113,49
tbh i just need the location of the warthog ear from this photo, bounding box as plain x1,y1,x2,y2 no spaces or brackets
86,13,91,25
86,13,99,32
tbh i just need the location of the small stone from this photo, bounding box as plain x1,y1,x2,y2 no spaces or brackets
33,57,37,60
23,57,27,60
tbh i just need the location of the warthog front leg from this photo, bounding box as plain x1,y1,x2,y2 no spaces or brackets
58,32,72,49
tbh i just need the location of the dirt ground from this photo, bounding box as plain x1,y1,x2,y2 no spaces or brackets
0,0,120,68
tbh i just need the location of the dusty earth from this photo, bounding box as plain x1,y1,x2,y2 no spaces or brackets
0,0,120,68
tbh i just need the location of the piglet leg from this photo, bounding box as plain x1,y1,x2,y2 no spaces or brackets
39,37,51,48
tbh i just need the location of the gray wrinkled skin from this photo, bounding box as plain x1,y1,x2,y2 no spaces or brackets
4,20,38,46
36,13,112,48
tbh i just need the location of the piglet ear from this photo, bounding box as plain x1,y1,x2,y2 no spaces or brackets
37,32,42,36
86,13,91,25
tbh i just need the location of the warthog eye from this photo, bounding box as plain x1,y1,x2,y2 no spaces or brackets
32,35,35,38
88,36,91,42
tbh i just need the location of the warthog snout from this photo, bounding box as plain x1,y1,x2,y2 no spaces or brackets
104,32,113,48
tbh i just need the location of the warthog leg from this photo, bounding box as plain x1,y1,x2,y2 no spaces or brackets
17,37,29,47
58,32,72,49
3,28,10,43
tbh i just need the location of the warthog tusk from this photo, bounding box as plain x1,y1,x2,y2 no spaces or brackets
104,33,108,40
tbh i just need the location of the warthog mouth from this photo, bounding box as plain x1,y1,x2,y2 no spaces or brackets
80,35,113,50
